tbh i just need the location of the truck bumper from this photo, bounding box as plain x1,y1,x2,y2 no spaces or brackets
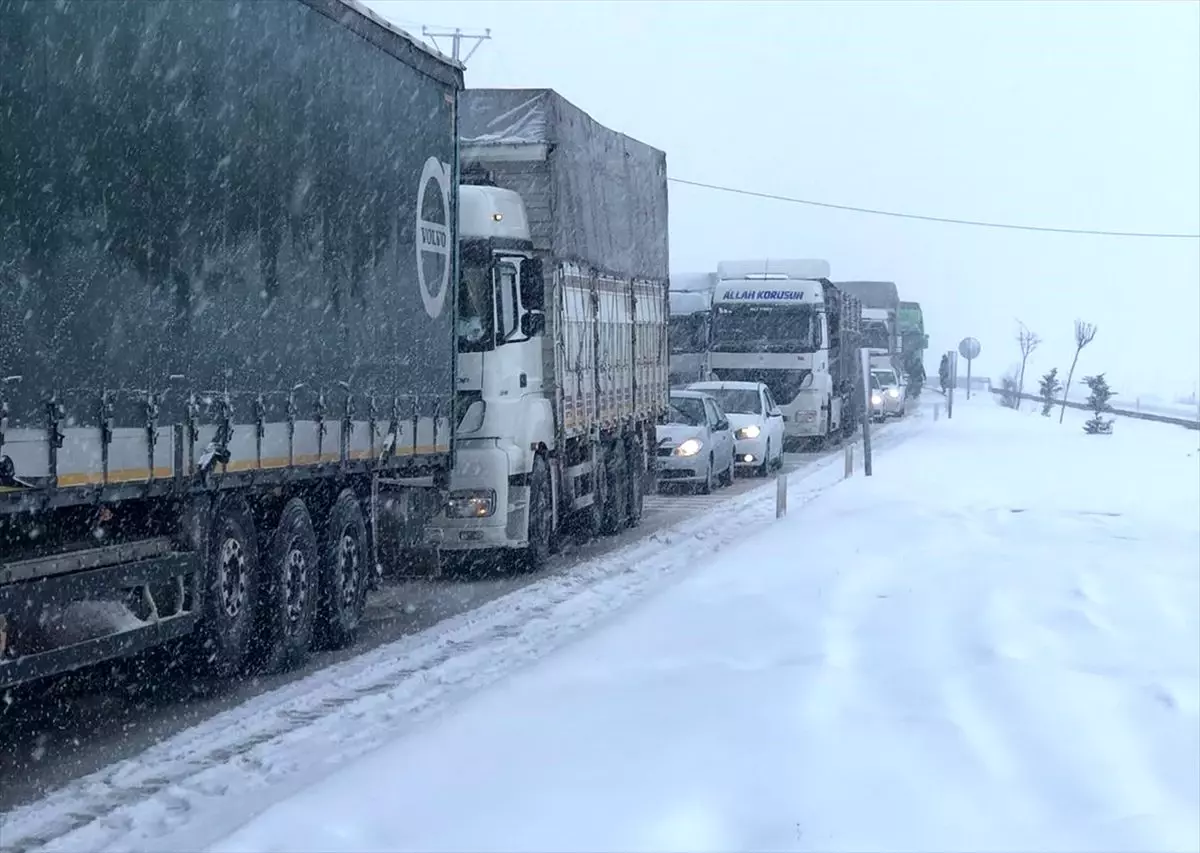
783,409,823,437
424,441,530,551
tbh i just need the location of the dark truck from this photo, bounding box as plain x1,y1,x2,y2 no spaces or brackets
0,0,461,692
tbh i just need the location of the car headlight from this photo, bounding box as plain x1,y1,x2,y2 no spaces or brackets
735,424,761,440
871,393,883,406
674,438,703,457
887,388,900,399
445,489,497,518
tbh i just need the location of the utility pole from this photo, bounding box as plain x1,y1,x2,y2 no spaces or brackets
422,26,492,65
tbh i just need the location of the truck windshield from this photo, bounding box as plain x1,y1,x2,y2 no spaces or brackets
458,261,495,353
669,314,708,355
660,397,706,427
710,304,817,353
863,320,891,350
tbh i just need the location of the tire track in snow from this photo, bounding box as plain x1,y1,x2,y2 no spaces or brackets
0,420,927,853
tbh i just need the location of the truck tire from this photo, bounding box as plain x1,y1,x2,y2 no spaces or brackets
253,498,319,673
314,489,369,651
196,495,258,677
522,455,553,571
625,435,645,529
600,440,628,536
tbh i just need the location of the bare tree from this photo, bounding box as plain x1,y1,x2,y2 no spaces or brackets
1059,319,1098,423
1015,320,1041,411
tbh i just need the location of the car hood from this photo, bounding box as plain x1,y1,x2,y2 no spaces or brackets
725,413,762,432
657,424,705,447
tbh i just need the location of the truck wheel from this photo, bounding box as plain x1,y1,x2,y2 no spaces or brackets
600,440,627,536
253,498,318,673
522,456,553,571
314,489,369,651
625,435,645,528
196,496,258,677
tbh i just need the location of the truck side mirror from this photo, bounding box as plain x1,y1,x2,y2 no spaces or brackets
520,310,546,338
520,258,545,313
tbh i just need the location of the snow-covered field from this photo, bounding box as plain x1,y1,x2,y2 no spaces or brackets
5,399,1198,853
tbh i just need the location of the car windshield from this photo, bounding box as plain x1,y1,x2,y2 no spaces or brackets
874,371,898,386
660,396,706,427
698,388,761,415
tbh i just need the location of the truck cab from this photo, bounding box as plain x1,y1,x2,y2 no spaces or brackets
427,181,552,556
668,288,712,387
707,260,840,441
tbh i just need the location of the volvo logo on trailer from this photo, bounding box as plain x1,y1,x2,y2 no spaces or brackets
417,157,453,319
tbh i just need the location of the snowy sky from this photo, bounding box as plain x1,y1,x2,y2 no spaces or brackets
365,0,1200,399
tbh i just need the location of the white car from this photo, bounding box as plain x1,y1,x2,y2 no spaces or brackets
687,380,784,476
870,368,906,420
655,390,737,494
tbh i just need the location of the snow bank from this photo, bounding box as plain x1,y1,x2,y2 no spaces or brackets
208,397,1200,853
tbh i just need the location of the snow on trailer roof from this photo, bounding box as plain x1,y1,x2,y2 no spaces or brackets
320,0,464,85
670,272,717,292
459,88,665,155
717,259,831,281
837,280,900,309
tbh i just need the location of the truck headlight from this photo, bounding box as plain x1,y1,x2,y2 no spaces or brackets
446,489,497,518
887,388,900,399
735,424,761,440
871,393,883,406
674,438,703,457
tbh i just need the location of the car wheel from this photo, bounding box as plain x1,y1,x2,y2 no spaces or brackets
697,455,714,495
720,450,735,487
757,440,771,477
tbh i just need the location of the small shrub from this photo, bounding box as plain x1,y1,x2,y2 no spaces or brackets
1038,368,1062,417
1082,373,1115,435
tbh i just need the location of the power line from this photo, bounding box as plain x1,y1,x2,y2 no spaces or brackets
668,177,1200,240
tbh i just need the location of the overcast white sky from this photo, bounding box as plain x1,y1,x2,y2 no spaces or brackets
368,0,1199,399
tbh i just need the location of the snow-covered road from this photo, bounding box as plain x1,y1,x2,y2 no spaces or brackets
0,406,924,853
5,398,1197,853
210,401,1200,853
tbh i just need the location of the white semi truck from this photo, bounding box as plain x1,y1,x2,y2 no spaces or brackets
708,260,863,449
425,89,671,570
668,277,715,387
837,281,901,373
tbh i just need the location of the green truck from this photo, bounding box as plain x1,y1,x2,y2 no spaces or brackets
897,301,929,394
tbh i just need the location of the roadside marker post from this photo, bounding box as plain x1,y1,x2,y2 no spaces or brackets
860,349,874,477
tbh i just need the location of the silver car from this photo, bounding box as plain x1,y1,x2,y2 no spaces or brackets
870,368,907,420
655,390,736,494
